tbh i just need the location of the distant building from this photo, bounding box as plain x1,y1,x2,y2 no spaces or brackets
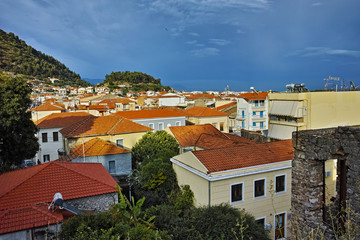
236,92,268,135
268,91,360,140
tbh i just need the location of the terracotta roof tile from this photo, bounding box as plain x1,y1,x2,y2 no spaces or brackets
215,102,237,110
29,102,65,112
183,107,229,117
60,115,152,137
70,138,130,158
238,92,268,100
36,112,92,128
0,204,63,235
169,124,227,147
0,161,117,210
195,133,255,150
112,109,186,119
192,140,293,173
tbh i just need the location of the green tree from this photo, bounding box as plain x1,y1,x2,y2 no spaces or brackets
132,130,179,166
0,74,39,171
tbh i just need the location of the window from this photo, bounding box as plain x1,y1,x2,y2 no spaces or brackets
109,161,115,174
254,100,259,107
158,122,164,130
253,111,256,116
231,183,243,203
149,123,155,131
275,175,286,193
254,179,265,198
260,111,264,117
43,154,50,162
241,121,245,128
275,213,286,239
256,217,265,228
253,122,256,127
241,110,245,117
116,139,124,148
175,121,181,126
53,132,59,142
260,100,265,106
260,122,264,129
42,133,48,143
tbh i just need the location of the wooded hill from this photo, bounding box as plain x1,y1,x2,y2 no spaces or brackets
0,29,89,87
104,71,171,92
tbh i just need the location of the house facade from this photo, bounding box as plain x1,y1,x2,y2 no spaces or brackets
183,107,230,133
70,138,132,178
171,140,293,239
112,109,186,131
268,91,360,140
236,92,268,134
35,112,92,163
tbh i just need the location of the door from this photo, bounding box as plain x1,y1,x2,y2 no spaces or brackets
275,213,285,239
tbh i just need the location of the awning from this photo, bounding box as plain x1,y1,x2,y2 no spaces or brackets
269,101,303,117
268,124,297,140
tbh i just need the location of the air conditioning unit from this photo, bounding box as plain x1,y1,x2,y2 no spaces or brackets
265,223,272,231
325,171,332,178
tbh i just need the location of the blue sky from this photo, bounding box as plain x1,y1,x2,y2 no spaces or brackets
1,0,360,92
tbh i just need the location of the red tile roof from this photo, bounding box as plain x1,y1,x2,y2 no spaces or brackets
192,140,293,173
29,102,66,112
215,102,237,111
238,92,268,100
112,109,187,119
195,133,255,150
70,138,130,158
0,203,63,235
36,112,92,128
60,115,152,137
183,107,229,117
0,161,117,210
169,124,229,147
98,98,135,109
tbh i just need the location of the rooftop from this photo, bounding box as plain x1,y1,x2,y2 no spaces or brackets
60,115,152,137
112,109,187,119
36,112,92,128
183,106,229,117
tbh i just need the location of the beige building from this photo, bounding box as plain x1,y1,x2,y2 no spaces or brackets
171,140,294,239
60,115,152,153
183,106,230,133
268,91,360,140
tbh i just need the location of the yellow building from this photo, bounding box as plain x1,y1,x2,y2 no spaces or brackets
60,115,152,153
268,91,360,140
183,106,230,133
171,140,294,239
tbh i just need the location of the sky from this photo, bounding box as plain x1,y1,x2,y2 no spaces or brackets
1,0,360,92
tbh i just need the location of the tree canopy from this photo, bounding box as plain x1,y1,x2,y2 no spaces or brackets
103,71,171,92
0,74,39,171
0,29,89,87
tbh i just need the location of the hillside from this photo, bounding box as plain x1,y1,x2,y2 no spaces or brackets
0,29,89,86
104,71,171,92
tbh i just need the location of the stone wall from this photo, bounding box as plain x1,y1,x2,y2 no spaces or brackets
67,192,118,213
291,126,360,239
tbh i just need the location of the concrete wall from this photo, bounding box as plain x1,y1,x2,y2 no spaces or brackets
133,116,186,131
72,152,132,177
36,127,64,162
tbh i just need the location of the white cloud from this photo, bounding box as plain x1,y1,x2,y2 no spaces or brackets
292,47,360,58
237,29,246,34
190,47,220,57
312,2,323,7
209,38,230,46
186,40,198,45
189,32,200,37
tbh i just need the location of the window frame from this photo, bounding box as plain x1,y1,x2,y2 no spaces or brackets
175,121,181,126
43,154,50,162
275,174,286,194
230,182,244,204
253,178,266,199
116,139,124,148
158,122,164,130
148,123,155,132
255,217,266,229
42,133,48,143
53,132,59,142
109,160,116,174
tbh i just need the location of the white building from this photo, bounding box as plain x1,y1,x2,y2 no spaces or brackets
236,92,268,134
158,93,186,107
